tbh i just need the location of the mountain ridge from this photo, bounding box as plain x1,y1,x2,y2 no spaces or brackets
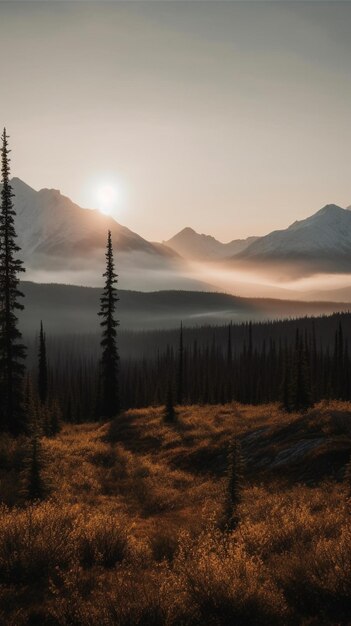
6,177,205,290
165,203,351,275
11,177,169,258
164,226,258,260
7,177,351,284
19,280,351,335
235,204,351,273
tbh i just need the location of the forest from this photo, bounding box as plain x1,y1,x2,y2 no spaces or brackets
23,311,351,424
1,129,351,625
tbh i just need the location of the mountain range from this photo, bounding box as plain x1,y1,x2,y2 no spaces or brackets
9,178,209,291
164,227,258,260
165,204,351,276
12,178,167,259
7,177,351,292
233,204,351,276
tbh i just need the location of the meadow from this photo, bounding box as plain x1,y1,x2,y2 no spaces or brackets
0,401,350,625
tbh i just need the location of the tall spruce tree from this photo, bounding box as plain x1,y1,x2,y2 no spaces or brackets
223,437,244,531
21,382,47,501
164,381,176,423
226,322,233,402
38,321,48,405
344,454,351,508
290,331,312,412
22,425,48,501
0,129,26,435
98,230,119,418
176,321,184,405
281,350,291,412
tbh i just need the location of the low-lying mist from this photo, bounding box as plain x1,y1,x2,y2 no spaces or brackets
186,260,351,302
25,256,351,303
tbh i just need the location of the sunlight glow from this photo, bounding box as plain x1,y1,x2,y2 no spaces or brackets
81,174,128,220
96,183,118,215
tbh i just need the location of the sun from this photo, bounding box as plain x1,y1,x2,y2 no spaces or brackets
96,183,118,215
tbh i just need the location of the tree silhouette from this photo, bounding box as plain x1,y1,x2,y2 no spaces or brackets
164,382,176,423
281,351,291,412
223,437,244,531
344,454,351,509
38,321,48,405
176,321,184,405
22,426,47,502
21,379,47,501
290,331,312,412
98,230,119,418
226,322,233,402
0,128,26,435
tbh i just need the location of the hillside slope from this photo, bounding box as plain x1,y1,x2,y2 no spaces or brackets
8,178,207,290
0,402,350,625
236,204,351,275
20,281,351,335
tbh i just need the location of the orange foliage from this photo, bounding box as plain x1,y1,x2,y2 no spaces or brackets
0,402,350,625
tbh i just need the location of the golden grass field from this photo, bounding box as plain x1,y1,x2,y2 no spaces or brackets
0,401,350,625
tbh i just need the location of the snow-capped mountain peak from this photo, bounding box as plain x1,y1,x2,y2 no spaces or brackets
235,203,351,272
0,177,188,289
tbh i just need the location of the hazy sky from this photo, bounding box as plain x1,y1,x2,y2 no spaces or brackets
1,1,351,242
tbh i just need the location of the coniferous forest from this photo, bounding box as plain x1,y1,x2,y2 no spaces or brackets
0,125,351,626
3,0,351,622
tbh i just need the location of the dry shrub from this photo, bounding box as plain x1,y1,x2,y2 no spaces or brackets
72,511,131,568
172,529,288,625
0,502,133,587
240,485,344,560
98,445,131,495
0,502,74,584
106,416,123,443
275,524,351,622
90,445,117,469
135,476,178,516
150,527,179,562
48,564,177,626
1,404,351,625
0,434,26,470
0,435,28,505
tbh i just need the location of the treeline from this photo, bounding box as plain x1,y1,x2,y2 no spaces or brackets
24,311,351,366
35,315,350,422
1,127,350,435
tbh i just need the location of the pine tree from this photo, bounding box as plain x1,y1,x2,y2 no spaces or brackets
98,230,119,418
0,129,26,435
38,321,48,405
176,321,184,405
226,322,233,402
344,454,351,508
49,399,61,436
290,332,312,412
223,437,244,531
281,351,291,412
42,400,61,437
164,382,176,423
65,394,73,423
22,432,47,501
24,376,40,435
21,380,47,501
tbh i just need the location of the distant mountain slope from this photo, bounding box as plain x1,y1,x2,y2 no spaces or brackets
9,177,351,287
164,227,258,260
165,204,351,277
11,178,172,260
19,281,351,335
8,178,206,290
235,204,351,274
